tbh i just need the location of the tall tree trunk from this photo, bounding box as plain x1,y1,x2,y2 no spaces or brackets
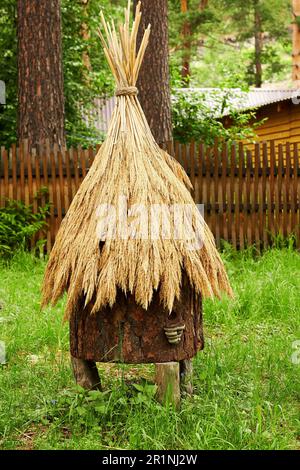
81,0,91,71
254,0,263,88
133,0,172,145
181,0,191,84
181,0,208,84
199,0,208,11
17,0,65,150
292,0,300,86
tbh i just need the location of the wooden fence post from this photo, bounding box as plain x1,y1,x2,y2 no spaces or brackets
71,356,102,391
155,362,180,409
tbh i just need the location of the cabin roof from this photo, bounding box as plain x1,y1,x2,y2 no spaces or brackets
175,88,300,116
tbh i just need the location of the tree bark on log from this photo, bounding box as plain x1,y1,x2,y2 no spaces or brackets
133,0,172,145
70,276,203,364
17,0,65,150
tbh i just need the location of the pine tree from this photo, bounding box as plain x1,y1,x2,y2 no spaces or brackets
133,0,172,144
180,0,209,84
218,0,290,87
17,0,65,150
254,0,263,87
181,0,191,83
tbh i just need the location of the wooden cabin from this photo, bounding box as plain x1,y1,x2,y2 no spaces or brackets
221,88,300,145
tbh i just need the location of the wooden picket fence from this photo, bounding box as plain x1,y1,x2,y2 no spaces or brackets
0,138,299,253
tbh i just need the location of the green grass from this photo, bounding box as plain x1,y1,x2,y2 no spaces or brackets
0,248,299,450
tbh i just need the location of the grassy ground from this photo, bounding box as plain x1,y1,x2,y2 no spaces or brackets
0,247,299,450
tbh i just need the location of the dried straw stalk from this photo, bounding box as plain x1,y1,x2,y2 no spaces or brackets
42,1,233,320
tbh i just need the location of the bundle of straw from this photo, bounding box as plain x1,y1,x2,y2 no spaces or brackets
42,1,233,320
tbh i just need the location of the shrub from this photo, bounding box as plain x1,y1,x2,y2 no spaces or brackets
0,190,50,257
172,89,264,145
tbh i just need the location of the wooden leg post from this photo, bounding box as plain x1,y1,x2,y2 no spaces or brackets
155,362,180,408
180,359,193,395
71,356,102,391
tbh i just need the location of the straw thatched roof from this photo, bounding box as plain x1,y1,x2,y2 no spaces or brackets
42,1,233,320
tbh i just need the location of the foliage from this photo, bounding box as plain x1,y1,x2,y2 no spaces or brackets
191,47,251,89
61,0,122,147
223,0,291,42
0,248,299,449
0,190,50,257
172,89,263,145
0,0,294,147
0,0,17,148
168,0,292,89
209,0,292,87
168,0,217,87
39,382,158,431
0,0,122,148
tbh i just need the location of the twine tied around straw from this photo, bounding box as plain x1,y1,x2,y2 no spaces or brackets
116,86,138,97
